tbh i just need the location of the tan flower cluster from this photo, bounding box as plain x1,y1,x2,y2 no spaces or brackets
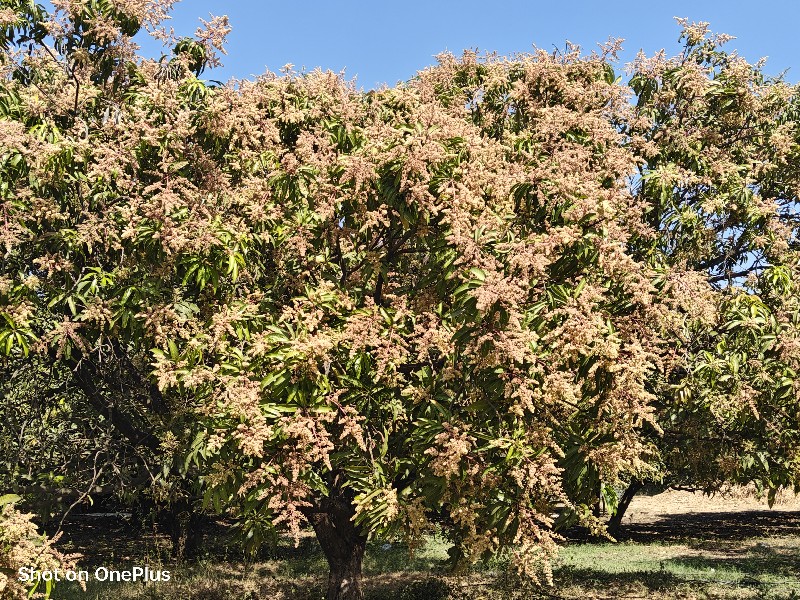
0,501,83,599
425,426,475,480
0,8,18,26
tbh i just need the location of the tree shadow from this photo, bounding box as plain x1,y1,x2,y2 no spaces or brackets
59,514,171,566
552,536,800,599
364,576,451,600
555,567,697,597
617,510,800,544
665,543,800,579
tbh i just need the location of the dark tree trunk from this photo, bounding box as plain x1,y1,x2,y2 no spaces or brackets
308,489,367,600
608,479,644,536
593,480,603,518
163,497,205,560
70,355,161,451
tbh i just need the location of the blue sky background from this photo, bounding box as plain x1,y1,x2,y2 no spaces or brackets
137,1,799,89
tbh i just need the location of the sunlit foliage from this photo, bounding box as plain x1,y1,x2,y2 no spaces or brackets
1,3,799,599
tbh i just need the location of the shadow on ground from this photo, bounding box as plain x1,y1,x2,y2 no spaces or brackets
618,510,800,543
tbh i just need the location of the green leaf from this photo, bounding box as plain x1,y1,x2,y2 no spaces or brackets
0,493,21,506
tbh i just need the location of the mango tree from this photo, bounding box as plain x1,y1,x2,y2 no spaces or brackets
3,3,799,599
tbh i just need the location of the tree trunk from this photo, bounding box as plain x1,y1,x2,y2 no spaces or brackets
593,480,604,518
308,492,367,600
607,479,643,536
167,498,204,561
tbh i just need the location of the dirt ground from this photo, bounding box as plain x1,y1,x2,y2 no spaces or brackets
624,487,800,524
609,487,800,547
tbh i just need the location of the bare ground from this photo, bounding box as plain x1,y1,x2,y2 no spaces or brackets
617,487,800,542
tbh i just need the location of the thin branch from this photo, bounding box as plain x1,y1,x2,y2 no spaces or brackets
56,450,107,534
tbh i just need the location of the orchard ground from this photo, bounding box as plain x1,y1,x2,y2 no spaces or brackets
52,488,800,600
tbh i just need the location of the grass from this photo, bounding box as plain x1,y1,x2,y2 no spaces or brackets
555,537,800,599
48,510,800,599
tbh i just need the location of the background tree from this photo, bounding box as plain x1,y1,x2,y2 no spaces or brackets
616,20,800,522
0,0,225,558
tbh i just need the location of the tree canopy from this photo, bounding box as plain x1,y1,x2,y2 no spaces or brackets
1,3,799,599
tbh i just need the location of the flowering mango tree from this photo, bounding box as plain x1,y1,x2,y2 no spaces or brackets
1,3,799,599
616,21,800,521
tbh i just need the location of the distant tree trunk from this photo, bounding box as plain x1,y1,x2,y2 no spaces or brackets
608,479,643,536
167,498,204,561
308,488,367,600
593,480,604,518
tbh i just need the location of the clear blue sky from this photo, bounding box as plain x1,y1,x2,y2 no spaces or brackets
137,1,799,88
